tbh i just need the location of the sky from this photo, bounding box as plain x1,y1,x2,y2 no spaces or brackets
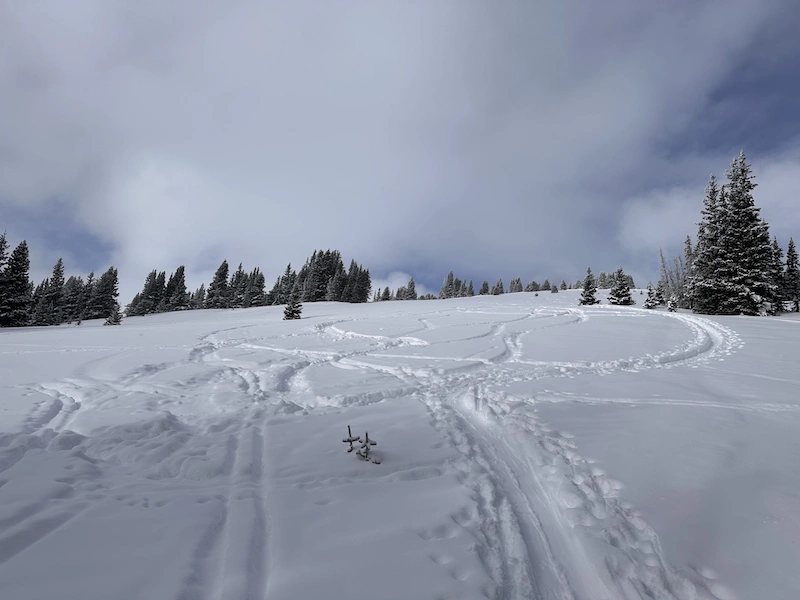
2,0,800,303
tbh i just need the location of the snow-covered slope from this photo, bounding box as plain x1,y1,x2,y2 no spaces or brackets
1,291,798,600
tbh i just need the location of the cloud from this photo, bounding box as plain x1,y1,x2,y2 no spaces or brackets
370,272,433,300
1,0,798,304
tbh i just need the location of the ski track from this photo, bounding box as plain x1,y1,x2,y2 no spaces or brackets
5,303,745,599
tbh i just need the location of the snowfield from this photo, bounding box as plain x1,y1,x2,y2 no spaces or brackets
1,291,798,600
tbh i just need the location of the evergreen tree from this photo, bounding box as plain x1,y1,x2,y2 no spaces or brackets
492,279,504,295
104,302,123,325
206,260,230,309
0,231,8,273
230,263,248,308
467,280,474,297
0,240,32,327
31,278,51,325
579,267,600,306
406,278,418,300
667,296,678,312
785,237,800,312
550,285,559,293
439,271,455,299
80,272,95,321
169,266,189,310
643,282,658,309
608,267,635,305
248,268,267,307
560,280,567,291
44,258,65,324
381,286,391,301
283,286,303,320
524,281,539,292
191,284,206,309
85,267,119,320
769,238,785,311
62,275,85,323
479,281,489,295
541,279,551,291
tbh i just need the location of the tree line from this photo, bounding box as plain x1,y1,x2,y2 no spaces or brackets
126,249,372,317
0,233,121,327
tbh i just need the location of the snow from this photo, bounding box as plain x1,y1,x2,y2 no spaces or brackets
1,291,798,600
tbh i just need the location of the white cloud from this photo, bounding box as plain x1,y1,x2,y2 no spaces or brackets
1,0,796,301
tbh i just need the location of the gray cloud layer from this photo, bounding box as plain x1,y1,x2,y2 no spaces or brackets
1,1,798,300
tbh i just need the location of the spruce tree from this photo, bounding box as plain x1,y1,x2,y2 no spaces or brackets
230,263,248,308
407,278,418,300
381,286,391,301
85,267,119,320
0,241,32,327
31,278,51,325
205,260,230,308
785,237,800,312
608,267,635,305
62,276,85,323
541,279,551,291
44,258,65,324
104,302,123,325
643,282,658,309
439,271,455,299
716,152,774,314
560,280,567,291
283,286,303,320
466,280,474,297
479,281,489,295
169,266,189,310
770,238,785,311
492,279,504,295
248,268,267,307
579,267,600,306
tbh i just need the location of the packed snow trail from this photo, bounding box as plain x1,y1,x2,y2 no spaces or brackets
2,292,797,600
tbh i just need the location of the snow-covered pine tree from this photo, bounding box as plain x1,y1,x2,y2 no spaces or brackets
550,284,558,293
44,258,65,325
439,271,455,299
283,285,303,320
718,151,775,315
62,275,85,323
560,280,567,290
381,286,391,301
479,281,489,295
229,263,248,308
31,278,50,325
541,279,551,291
492,279,504,295
467,280,474,297
643,282,658,309
785,237,800,312
0,240,32,327
407,278,418,300
169,266,190,310
667,296,678,312
191,284,206,309
85,267,120,320
688,175,723,313
248,268,267,307
524,281,539,292
104,302,123,325
206,260,231,308
579,267,600,306
769,237,785,312
608,267,635,305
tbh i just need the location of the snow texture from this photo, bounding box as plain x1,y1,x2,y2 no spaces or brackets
1,291,798,600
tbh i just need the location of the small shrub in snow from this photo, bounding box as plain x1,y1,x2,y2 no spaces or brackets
342,425,360,452
343,426,380,464
667,296,678,312
356,431,380,464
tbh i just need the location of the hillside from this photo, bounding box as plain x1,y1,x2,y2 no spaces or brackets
1,291,798,600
